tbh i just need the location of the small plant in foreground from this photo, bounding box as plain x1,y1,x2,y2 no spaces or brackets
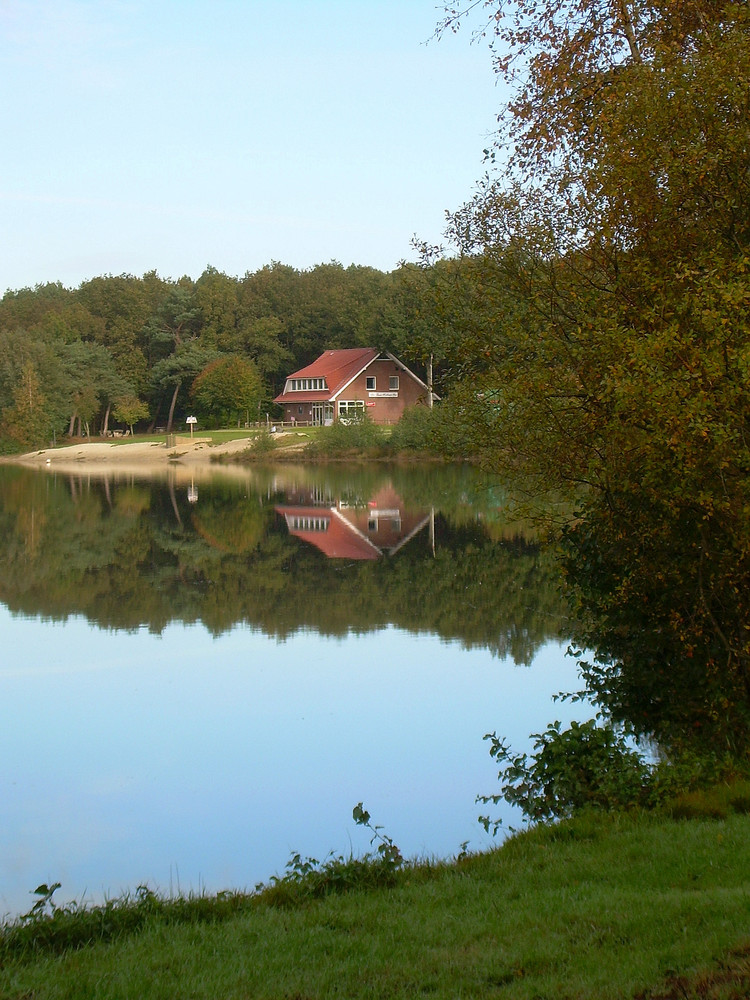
260,804,403,907
352,801,403,868
21,882,63,921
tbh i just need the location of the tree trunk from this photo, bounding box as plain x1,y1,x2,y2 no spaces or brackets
102,403,111,437
68,412,76,436
166,381,181,433
147,401,160,434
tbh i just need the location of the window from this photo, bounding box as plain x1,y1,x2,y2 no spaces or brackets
289,377,327,391
290,516,329,532
389,375,399,390
366,376,376,390
338,400,365,421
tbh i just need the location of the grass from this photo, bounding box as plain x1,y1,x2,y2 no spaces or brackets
2,809,749,999
112,429,258,447
40,428,315,452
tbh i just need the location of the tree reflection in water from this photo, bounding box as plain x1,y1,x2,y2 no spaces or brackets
0,463,568,662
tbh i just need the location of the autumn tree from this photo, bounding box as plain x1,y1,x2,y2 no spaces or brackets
191,355,263,427
113,395,149,435
1,362,50,449
437,1,750,749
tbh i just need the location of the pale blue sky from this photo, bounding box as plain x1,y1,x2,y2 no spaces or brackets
0,0,503,294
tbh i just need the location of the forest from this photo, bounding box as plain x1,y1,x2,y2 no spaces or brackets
0,261,452,447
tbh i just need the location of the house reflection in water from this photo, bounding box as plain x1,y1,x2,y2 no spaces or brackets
275,482,433,559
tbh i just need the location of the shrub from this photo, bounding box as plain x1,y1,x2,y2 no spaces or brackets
243,430,277,459
477,719,654,830
477,716,750,832
307,412,385,457
388,405,440,453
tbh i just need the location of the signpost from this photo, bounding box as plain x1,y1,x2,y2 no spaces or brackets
186,415,197,438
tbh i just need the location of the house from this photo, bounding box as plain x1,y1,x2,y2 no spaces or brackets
273,348,433,425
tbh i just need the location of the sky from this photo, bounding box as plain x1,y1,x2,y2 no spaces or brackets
0,0,504,294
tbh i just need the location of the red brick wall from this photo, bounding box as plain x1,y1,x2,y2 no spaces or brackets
341,359,427,424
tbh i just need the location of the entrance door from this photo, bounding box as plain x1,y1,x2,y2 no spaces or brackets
311,403,334,426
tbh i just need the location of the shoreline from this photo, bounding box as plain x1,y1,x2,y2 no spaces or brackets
1,437,455,474
0,435,289,473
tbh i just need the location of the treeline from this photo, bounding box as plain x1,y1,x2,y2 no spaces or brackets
0,262,441,450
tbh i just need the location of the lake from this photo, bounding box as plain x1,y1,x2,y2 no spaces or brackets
0,461,584,918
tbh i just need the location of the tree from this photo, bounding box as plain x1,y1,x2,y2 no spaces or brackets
142,283,200,365
113,395,149,435
77,271,165,396
61,341,127,437
191,355,263,427
1,362,50,449
436,2,750,749
150,343,221,432
194,266,242,352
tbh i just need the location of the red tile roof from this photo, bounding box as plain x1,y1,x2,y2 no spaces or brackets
274,348,378,404
275,506,381,560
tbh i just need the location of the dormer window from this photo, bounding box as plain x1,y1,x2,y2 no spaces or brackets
287,378,327,392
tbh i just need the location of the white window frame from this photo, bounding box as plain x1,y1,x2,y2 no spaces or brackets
338,399,365,422
389,375,399,391
289,377,327,391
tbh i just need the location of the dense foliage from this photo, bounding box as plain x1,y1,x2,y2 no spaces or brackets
0,263,444,448
433,1,750,754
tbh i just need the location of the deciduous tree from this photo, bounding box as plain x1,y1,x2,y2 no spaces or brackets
1,362,50,449
191,355,263,427
437,1,750,749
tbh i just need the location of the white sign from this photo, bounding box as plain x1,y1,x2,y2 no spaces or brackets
368,391,398,398
186,416,198,425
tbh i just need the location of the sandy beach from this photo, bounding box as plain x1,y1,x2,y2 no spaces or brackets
1,434,293,476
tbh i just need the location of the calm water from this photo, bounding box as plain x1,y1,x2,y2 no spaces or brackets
0,462,583,918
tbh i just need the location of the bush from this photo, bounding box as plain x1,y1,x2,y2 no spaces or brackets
477,717,750,832
388,405,440,453
307,412,385,457
242,430,277,459
477,719,654,830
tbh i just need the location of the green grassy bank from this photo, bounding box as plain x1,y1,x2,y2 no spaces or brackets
2,810,749,1000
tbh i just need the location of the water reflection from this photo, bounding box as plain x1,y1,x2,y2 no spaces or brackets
276,480,433,559
0,463,580,918
0,464,567,661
